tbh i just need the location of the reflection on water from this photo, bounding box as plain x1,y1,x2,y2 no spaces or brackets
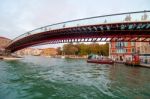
0,56,150,99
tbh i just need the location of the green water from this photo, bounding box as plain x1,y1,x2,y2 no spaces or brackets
0,56,150,99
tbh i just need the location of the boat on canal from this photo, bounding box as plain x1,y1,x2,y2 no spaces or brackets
87,54,114,65
0,55,23,61
87,59,114,64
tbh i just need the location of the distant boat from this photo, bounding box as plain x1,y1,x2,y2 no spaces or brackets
45,56,51,58
3,57,23,61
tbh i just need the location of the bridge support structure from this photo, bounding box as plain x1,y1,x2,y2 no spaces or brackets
0,49,11,56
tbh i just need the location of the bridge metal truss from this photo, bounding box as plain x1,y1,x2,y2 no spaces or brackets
6,21,150,52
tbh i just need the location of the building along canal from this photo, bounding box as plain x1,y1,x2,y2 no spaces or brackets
0,56,150,99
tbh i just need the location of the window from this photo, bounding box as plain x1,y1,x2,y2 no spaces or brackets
117,49,125,53
132,48,135,53
131,42,135,46
116,42,125,48
125,42,128,47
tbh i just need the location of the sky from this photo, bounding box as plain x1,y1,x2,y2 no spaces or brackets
0,0,150,48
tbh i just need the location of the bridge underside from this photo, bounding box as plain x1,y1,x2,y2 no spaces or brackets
6,21,150,52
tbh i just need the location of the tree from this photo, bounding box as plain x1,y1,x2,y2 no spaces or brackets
63,44,79,55
56,47,62,55
79,43,88,55
101,43,109,56
62,43,109,56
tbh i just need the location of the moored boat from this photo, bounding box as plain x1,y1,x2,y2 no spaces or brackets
125,61,140,66
87,59,114,64
0,55,23,61
3,57,23,60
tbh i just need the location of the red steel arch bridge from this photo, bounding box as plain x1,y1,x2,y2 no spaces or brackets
6,11,150,53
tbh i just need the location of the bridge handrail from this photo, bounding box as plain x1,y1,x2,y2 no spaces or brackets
8,10,150,45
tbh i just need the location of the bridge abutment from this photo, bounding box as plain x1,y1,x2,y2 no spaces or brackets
0,49,11,56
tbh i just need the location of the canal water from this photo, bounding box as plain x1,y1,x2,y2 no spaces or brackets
0,56,150,99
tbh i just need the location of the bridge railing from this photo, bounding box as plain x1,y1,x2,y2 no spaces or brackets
9,10,150,45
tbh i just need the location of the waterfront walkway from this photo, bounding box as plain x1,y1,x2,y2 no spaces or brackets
114,60,150,68
140,63,150,68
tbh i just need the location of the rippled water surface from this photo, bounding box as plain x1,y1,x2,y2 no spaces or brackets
0,56,150,99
